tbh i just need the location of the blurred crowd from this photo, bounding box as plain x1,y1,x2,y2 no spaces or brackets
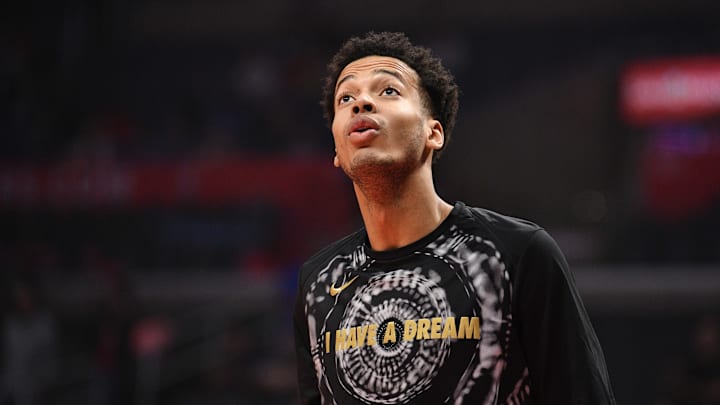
2,3,339,403
1,272,299,405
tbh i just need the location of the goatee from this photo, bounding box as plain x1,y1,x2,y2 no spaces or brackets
343,152,419,203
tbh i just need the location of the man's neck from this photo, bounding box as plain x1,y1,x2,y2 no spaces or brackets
353,168,453,251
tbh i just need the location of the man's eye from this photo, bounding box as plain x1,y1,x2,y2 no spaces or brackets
382,87,399,96
338,94,353,104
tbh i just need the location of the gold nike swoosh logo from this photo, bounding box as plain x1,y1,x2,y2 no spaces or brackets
329,275,359,297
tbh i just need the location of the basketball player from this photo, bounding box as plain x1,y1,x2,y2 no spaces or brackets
294,31,616,404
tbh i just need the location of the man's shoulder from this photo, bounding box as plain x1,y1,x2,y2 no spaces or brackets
298,229,366,284
459,203,541,237
457,202,544,263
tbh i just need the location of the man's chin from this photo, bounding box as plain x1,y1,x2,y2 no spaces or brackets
346,152,415,182
348,152,392,172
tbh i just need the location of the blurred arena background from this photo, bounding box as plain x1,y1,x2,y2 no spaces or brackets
2,0,720,404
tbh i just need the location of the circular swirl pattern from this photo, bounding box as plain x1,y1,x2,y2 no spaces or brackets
336,269,453,404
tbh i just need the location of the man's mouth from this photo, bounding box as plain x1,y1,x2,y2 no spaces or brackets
347,118,380,146
349,118,379,135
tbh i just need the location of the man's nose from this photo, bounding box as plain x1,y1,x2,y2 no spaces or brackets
352,96,376,115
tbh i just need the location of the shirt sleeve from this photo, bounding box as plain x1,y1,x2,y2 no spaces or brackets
513,230,616,405
294,276,322,405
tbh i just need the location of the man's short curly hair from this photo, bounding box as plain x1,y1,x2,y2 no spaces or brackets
321,31,459,160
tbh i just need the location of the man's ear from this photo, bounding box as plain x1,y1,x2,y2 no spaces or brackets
427,119,444,151
333,152,340,167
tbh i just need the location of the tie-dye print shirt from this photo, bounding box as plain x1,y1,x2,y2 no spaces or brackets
295,202,615,405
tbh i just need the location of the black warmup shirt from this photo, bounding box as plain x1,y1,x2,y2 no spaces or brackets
294,202,616,404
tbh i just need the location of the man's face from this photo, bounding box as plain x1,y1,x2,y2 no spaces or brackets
331,56,442,181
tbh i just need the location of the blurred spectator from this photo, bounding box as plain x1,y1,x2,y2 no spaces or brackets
654,315,720,405
66,110,139,162
88,272,137,405
131,315,173,405
1,280,57,405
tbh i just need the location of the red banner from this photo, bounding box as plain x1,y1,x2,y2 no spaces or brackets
0,156,349,209
621,57,720,126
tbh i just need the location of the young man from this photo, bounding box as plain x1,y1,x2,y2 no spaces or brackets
294,31,616,404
